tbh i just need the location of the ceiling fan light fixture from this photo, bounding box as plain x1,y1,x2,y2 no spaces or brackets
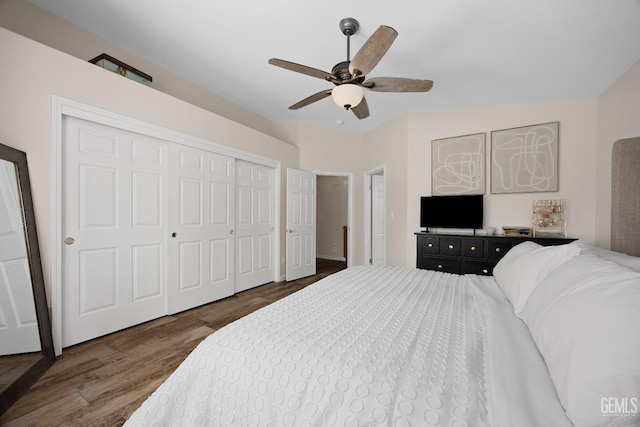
332,84,364,110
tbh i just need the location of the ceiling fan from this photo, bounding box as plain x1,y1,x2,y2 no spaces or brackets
268,17,433,120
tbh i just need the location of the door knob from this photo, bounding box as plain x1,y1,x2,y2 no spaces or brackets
171,232,177,238
287,229,297,233
229,229,234,235
64,237,75,245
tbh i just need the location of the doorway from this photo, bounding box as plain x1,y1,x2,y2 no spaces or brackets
316,172,352,269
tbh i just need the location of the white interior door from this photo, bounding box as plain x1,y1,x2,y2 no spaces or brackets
371,173,385,266
61,117,167,347
168,144,235,314
286,168,316,281
0,161,40,355
235,160,275,292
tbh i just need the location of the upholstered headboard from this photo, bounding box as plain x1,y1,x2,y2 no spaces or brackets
611,137,640,256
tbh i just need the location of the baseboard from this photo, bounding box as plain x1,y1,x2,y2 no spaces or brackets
317,255,346,262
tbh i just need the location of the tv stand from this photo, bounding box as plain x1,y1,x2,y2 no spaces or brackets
415,232,575,275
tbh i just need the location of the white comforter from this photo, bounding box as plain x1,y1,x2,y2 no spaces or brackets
126,266,572,426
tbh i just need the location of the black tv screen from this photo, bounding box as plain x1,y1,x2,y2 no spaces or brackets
420,195,483,230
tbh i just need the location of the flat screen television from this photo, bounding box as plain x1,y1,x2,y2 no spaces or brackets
420,195,483,231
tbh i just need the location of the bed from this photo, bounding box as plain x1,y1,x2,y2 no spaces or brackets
125,241,640,427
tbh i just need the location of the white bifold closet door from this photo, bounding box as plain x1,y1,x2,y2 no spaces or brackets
61,117,238,347
62,117,168,347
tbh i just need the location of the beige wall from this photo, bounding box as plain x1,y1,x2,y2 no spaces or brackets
292,122,366,263
405,102,598,266
0,27,299,302
363,115,409,267
0,0,276,138
596,59,640,249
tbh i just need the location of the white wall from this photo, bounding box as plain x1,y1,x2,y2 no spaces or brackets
0,27,299,302
596,59,640,249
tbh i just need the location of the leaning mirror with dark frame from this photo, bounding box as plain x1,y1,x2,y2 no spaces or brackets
0,142,55,416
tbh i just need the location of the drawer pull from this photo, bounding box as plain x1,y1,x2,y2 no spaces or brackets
482,269,489,274
470,246,476,251
427,243,433,248
448,244,454,249
495,247,502,253
437,264,443,269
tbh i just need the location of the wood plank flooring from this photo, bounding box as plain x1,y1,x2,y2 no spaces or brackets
0,259,346,426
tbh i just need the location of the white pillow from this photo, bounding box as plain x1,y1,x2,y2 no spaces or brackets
521,254,640,427
573,240,640,272
492,241,581,317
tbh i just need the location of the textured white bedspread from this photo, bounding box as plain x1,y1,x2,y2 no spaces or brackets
126,266,571,426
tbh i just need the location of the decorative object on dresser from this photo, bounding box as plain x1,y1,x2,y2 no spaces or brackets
502,226,532,237
431,133,485,195
491,122,559,194
89,53,152,86
415,232,576,275
532,199,567,237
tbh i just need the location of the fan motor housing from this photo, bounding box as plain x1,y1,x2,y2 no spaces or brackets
331,61,365,85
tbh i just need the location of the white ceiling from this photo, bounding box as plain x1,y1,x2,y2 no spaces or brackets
28,0,640,133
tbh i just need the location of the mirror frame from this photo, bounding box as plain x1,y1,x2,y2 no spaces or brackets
0,143,55,416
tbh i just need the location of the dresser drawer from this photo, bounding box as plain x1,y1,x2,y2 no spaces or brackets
487,240,513,261
461,260,495,276
419,236,440,255
419,257,461,274
439,238,461,256
462,239,485,258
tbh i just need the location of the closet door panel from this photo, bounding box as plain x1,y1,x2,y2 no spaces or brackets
235,160,275,292
62,117,167,348
168,145,235,314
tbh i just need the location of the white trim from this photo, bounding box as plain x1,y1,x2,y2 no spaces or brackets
51,96,281,354
56,97,278,167
313,171,353,268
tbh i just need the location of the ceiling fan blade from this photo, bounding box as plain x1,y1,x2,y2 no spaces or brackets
269,58,334,81
289,89,332,110
349,25,398,77
364,77,434,92
352,96,370,119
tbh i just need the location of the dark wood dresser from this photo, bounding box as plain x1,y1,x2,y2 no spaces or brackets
415,232,576,275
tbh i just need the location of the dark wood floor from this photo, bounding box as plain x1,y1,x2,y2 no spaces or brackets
0,259,346,426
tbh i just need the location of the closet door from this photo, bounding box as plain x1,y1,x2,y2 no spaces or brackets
62,117,167,347
235,160,275,292
168,144,235,314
